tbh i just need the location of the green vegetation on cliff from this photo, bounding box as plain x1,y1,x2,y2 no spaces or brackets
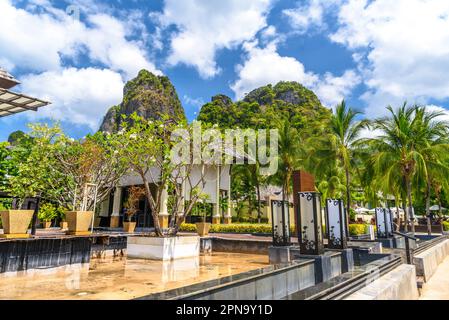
100,70,186,132
197,81,331,136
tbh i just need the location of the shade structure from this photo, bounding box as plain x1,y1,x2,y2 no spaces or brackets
0,88,50,118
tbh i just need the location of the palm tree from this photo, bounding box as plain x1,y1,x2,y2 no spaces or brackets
313,101,367,220
365,104,449,234
412,107,449,233
232,163,266,223
273,119,306,206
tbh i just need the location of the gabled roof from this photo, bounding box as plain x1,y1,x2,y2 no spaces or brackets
0,68,20,90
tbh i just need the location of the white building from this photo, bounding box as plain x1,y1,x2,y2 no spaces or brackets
97,164,233,228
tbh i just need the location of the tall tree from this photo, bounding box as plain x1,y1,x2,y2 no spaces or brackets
412,107,449,234
364,104,449,233
313,101,367,220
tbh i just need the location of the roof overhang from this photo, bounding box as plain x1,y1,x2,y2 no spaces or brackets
0,88,51,118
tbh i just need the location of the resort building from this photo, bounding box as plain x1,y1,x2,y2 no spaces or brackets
97,165,233,228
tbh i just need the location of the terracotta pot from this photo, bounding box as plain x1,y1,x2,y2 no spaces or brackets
43,221,52,229
195,222,211,237
123,222,137,233
0,210,34,238
65,211,94,235
60,221,68,230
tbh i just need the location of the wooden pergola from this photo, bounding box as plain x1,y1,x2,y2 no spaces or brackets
0,68,51,118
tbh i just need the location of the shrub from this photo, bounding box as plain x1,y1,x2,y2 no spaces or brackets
349,224,369,236
180,223,295,234
38,203,60,222
443,221,449,232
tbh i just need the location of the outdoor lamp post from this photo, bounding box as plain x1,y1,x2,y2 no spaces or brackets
325,199,348,250
297,192,324,255
270,200,291,246
375,208,394,238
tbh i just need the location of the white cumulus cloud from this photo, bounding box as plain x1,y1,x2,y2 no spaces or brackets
20,68,125,130
155,0,273,78
0,0,161,130
231,41,360,108
331,0,449,116
283,0,342,34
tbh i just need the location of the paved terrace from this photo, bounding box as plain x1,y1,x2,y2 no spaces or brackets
419,255,449,300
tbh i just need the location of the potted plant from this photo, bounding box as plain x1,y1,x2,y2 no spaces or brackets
58,208,68,230
38,203,58,229
65,209,94,236
0,199,34,239
195,199,211,237
123,186,145,233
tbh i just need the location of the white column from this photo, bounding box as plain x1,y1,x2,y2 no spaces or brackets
159,186,169,216
110,187,122,228
112,187,122,217
213,166,221,224
225,166,232,221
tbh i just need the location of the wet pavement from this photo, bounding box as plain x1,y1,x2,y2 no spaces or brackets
0,252,268,300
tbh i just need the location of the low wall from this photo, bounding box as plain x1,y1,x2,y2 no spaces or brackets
414,239,449,282
210,237,270,254
139,260,316,300
0,237,92,274
344,264,419,300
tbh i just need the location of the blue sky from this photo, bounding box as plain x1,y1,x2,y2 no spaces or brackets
2,0,449,141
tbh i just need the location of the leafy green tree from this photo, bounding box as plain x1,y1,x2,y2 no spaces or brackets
270,119,308,206
412,107,449,233
114,114,213,237
6,124,61,208
0,142,12,191
312,101,367,218
365,104,449,233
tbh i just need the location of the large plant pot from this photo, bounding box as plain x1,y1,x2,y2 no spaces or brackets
127,236,200,260
195,222,211,237
123,222,136,233
65,211,94,236
60,221,68,230
0,210,34,239
43,221,52,229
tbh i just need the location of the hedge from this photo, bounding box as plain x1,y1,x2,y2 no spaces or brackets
443,221,449,232
180,223,293,234
349,224,371,236
180,223,372,236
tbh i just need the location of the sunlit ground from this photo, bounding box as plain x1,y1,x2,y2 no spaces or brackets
0,252,268,300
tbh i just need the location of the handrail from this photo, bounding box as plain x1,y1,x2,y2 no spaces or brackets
392,231,417,264
393,231,418,241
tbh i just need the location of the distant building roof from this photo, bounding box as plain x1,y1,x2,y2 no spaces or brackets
0,68,20,90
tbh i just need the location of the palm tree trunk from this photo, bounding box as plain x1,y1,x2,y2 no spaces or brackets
402,176,408,232
345,165,351,228
256,183,262,224
425,178,432,236
406,178,415,235
395,195,401,232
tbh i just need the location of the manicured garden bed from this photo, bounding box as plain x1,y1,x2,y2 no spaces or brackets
180,223,373,236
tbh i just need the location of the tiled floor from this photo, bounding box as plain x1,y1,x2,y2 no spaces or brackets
0,252,268,300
